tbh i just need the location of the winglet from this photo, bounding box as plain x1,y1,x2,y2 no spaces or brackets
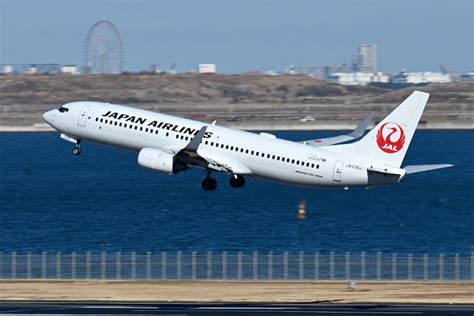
349,112,374,139
183,126,207,152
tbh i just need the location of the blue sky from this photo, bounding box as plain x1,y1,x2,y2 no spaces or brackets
0,0,472,73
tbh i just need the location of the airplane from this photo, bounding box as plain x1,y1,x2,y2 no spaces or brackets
43,91,452,191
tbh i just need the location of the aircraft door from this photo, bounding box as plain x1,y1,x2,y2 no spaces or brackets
333,160,344,182
77,106,91,127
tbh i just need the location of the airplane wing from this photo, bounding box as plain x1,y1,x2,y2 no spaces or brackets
162,126,252,175
301,113,374,147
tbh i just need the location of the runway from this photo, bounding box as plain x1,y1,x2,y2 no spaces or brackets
0,302,472,315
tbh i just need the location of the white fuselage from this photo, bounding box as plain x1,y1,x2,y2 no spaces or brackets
43,101,395,188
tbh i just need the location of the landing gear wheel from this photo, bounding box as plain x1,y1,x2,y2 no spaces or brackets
229,174,245,188
72,144,81,156
201,178,217,191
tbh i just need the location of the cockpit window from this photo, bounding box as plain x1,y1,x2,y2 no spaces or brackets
58,106,69,113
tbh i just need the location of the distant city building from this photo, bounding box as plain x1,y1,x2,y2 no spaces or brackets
391,70,451,84
328,72,389,86
352,44,377,73
285,62,296,75
198,64,216,74
0,64,61,74
299,64,350,80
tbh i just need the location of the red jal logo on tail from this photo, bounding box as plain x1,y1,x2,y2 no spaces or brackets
376,122,405,153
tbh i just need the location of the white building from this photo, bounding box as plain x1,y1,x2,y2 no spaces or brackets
392,71,452,84
198,64,216,74
61,65,78,75
328,72,385,85
3,65,13,74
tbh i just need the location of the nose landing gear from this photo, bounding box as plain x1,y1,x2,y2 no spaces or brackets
201,172,217,191
229,174,245,188
72,143,81,156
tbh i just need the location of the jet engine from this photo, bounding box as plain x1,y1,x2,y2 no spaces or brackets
138,148,187,174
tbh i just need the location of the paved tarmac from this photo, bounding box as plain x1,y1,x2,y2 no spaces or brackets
0,302,472,315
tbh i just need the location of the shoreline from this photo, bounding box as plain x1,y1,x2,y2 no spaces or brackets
0,280,472,304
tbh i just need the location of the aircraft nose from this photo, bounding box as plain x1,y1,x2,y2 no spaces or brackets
43,110,55,125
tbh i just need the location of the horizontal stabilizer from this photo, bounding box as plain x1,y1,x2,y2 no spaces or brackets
302,113,374,147
404,164,453,174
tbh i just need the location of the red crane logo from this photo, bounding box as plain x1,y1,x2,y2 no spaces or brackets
376,122,405,153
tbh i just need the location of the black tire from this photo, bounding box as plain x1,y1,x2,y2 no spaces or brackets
72,147,81,155
202,178,217,191
229,175,245,188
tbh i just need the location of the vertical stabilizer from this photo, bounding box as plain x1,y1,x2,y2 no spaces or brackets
350,91,429,167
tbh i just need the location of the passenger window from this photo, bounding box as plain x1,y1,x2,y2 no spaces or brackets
317,165,319,169
166,132,169,136
292,159,295,164
100,118,103,123
205,141,208,145
145,128,148,132
140,127,143,131
226,145,229,149
267,154,270,158
240,148,244,153
272,155,275,159
311,164,315,168
230,146,234,150
277,156,280,161
155,130,159,134
246,149,249,154
251,151,254,155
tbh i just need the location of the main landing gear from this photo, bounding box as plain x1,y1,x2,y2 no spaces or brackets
201,172,218,191
201,173,246,191
72,142,81,155
229,174,245,188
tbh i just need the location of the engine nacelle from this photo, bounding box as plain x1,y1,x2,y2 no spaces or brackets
138,148,187,174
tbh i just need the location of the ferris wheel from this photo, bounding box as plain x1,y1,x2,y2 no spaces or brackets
83,20,124,74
